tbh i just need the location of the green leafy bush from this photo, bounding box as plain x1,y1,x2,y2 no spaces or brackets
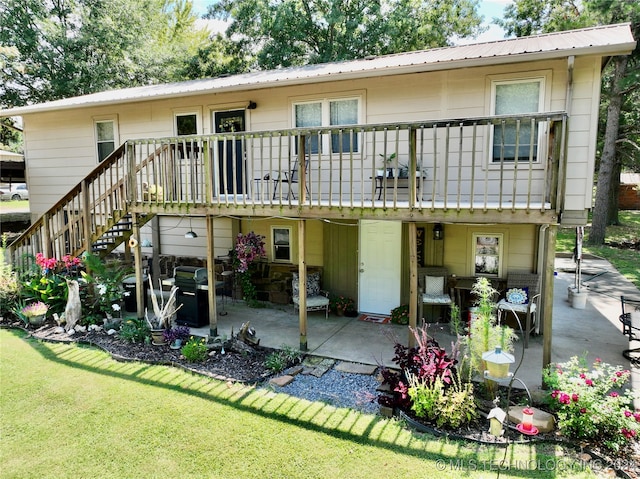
181,336,208,362
408,373,477,430
544,355,639,453
390,304,409,325
265,345,301,372
119,318,150,343
0,237,19,316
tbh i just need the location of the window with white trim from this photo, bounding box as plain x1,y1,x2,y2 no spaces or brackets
294,97,359,154
95,120,115,162
272,226,292,262
175,113,198,136
473,233,503,278
491,78,543,163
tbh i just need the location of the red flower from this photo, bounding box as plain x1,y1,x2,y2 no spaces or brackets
579,373,586,379
551,390,558,399
572,393,579,402
580,408,587,414
585,379,594,386
616,371,623,377
625,411,632,418
610,392,619,398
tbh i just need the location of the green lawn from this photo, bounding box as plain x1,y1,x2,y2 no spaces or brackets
0,329,597,479
557,210,640,289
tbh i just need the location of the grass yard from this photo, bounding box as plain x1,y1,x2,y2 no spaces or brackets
0,329,599,479
557,210,640,289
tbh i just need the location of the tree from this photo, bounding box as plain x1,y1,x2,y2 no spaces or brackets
0,0,208,107
497,0,640,245
206,0,485,70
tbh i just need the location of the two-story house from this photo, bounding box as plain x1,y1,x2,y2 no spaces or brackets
1,23,635,368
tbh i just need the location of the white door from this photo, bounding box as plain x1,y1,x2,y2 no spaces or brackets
358,220,402,314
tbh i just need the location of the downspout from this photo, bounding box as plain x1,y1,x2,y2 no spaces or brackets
557,56,574,220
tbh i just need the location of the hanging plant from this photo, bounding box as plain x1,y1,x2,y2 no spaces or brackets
233,232,266,305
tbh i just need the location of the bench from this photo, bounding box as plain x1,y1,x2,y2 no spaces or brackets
619,295,640,364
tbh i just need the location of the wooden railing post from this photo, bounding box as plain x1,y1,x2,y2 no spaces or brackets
298,134,307,204
81,179,92,255
409,127,417,209
42,213,52,258
126,141,137,205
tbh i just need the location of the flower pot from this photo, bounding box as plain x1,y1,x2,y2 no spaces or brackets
150,329,166,346
28,314,46,327
571,291,588,309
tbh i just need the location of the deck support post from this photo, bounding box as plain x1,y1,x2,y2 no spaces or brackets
408,222,418,348
130,212,145,321
298,219,307,351
541,224,557,382
206,215,218,338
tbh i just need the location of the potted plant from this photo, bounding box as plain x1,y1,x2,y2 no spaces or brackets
377,152,397,177
330,295,354,316
21,301,49,326
145,277,182,345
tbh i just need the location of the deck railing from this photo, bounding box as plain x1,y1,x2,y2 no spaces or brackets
9,145,129,264
127,112,567,213
8,112,567,264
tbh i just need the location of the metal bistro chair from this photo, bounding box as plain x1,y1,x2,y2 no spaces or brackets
497,272,541,348
272,157,310,200
619,296,640,365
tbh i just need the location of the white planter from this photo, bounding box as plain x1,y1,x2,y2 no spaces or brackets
571,291,588,309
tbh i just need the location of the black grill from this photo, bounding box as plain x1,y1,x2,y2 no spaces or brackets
174,266,209,327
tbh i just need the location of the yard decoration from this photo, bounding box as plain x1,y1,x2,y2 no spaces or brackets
64,279,81,332
145,277,182,345
21,301,49,326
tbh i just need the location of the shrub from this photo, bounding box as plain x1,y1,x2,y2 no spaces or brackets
543,355,639,453
408,372,477,429
330,295,355,314
119,318,150,343
390,304,409,325
265,345,301,372
0,237,19,316
181,336,208,362
378,325,459,410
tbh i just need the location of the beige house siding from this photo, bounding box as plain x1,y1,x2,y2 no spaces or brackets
21,57,600,229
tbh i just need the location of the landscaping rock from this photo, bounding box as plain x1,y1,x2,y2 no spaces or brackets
508,406,555,433
335,361,377,375
269,375,295,387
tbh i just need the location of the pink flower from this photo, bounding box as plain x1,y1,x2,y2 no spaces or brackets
585,379,594,386
610,392,619,398
634,412,640,422
616,371,623,377
551,390,558,399
572,393,579,402
625,411,632,418
579,373,586,379
580,408,587,414
595,358,602,363
621,428,636,439
559,393,571,405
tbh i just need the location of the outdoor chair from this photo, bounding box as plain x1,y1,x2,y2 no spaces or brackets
619,295,640,365
497,272,541,348
418,267,452,323
292,271,329,318
271,157,310,200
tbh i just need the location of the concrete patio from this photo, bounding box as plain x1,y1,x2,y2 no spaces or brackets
187,256,639,394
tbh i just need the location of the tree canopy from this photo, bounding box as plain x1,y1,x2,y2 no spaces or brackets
0,0,209,108
206,0,485,70
497,0,640,244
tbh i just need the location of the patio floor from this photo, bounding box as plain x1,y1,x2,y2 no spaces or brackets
184,256,639,394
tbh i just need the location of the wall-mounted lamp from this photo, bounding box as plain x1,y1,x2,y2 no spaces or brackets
433,223,444,240
185,217,198,239
247,101,257,110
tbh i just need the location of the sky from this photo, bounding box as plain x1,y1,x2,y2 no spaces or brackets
191,0,515,44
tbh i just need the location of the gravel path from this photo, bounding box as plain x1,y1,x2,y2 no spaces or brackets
264,367,381,415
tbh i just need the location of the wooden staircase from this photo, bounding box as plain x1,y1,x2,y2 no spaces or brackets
8,144,155,264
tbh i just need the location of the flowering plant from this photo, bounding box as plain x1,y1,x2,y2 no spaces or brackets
234,232,266,273
543,355,639,452
330,295,354,312
21,301,49,317
390,304,410,325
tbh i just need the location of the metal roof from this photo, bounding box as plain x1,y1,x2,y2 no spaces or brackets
1,23,635,117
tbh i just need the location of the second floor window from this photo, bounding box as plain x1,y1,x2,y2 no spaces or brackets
176,113,197,136
294,98,359,154
492,79,543,163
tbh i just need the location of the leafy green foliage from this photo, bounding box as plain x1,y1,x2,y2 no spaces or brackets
390,304,409,325
0,237,19,316
408,373,477,430
119,318,150,344
264,345,301,373
181,336,208,362
208,0,484,69
0,0,208,107
464,277,515,379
